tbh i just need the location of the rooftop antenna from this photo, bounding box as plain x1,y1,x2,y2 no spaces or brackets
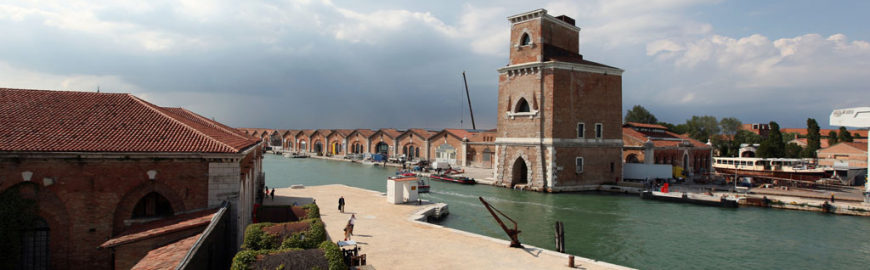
462,71,477,130
97,86,100,93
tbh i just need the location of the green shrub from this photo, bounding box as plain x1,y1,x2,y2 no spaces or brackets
231,249,270,270
242,222,279,250
231,248,302,270
303,203,320,219
280,219,326,249
319,241,347,270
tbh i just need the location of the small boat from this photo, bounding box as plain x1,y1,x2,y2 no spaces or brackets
418,178,430,193
429,174,475,184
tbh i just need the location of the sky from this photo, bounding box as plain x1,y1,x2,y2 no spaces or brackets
1,0,868,130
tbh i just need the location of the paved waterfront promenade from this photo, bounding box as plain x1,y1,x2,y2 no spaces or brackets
268,184,631,270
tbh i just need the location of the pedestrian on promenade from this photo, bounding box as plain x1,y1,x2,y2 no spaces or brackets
344,214,356,240
338,196,345,213
831,193,835,203
270,188,275,201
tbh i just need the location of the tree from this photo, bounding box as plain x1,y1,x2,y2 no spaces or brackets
719,117,742,137
757,121,785,158
838,126,853,142
685,115,720,142
659,122,688,134
802,118,821,158
784,143,804,158
624,105,658,124
828,130,839,145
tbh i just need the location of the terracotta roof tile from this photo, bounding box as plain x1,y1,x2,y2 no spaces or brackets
0,88,259,153
99,208,217,248
130,233,201,270
625,122,668,130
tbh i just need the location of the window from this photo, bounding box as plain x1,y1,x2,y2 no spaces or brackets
575,157,584,173
515,98,530,113
577,123,585,138
595,123,603,138
21,217,49,270
520,33,531,46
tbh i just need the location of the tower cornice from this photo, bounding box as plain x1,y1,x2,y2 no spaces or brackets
497,61,624,76
507,9,581,32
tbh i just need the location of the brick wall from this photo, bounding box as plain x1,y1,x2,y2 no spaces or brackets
0,157,210,270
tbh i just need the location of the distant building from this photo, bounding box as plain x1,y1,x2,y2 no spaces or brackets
622,122,713,178
492,9,624,191
817,142,868,169
0,88,263,270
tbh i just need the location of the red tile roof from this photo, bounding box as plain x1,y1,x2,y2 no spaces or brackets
0,88,259,153
354,129,375,137
623,127,709,148
625,122,667,130
782,128,868,138
99,208,217,248
375,128,402,138
130,233,201,270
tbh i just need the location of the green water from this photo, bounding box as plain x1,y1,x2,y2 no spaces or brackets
264,155,870,269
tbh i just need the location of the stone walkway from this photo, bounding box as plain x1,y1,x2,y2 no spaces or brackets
268,184,631,270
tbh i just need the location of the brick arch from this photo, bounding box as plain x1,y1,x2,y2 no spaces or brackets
2,182,72,269
111,181,186,234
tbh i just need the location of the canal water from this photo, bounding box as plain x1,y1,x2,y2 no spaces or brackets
264,155,870,269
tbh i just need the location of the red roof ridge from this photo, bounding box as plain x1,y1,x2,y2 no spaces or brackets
171,107,254,142
128,95,243,152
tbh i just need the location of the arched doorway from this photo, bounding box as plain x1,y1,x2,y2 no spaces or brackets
375,142,389,156
299,141,307,152
314,141,323,154
132,192,174,219
21,217,50,270
626,154,640,163
331,142,340,155
511,157,528,187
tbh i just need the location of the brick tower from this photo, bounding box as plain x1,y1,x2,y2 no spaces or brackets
493,9,624,192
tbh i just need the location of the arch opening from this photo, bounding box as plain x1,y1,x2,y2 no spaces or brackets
375,142,389,156
515,98,530,113
520,33,531,46
511,157,528,187
132,192,174,219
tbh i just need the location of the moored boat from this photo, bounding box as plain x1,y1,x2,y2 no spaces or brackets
429,174,475,184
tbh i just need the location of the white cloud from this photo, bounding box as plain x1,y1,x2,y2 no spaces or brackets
647,33,870,107
0,61,141,93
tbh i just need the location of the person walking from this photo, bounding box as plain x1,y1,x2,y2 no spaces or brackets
270,188,275,201
344,214,356,240
338,196,345,213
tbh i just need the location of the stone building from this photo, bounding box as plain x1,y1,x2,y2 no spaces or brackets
465,130,497,169
492,9,624,191
0,88,263,270
397,129,435,162
369,128,402,157
327,129,353,156
347,129,375,154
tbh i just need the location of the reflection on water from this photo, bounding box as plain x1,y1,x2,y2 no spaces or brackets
265,155,870,270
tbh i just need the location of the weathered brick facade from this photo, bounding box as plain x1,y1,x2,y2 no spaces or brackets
493,9,624,192
0,89,263,269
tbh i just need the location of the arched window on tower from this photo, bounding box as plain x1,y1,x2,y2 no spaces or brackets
515,98,530,113
520,33,531,46
132,192,174,219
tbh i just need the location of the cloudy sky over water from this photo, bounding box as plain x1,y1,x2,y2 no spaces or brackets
1,0,868,130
